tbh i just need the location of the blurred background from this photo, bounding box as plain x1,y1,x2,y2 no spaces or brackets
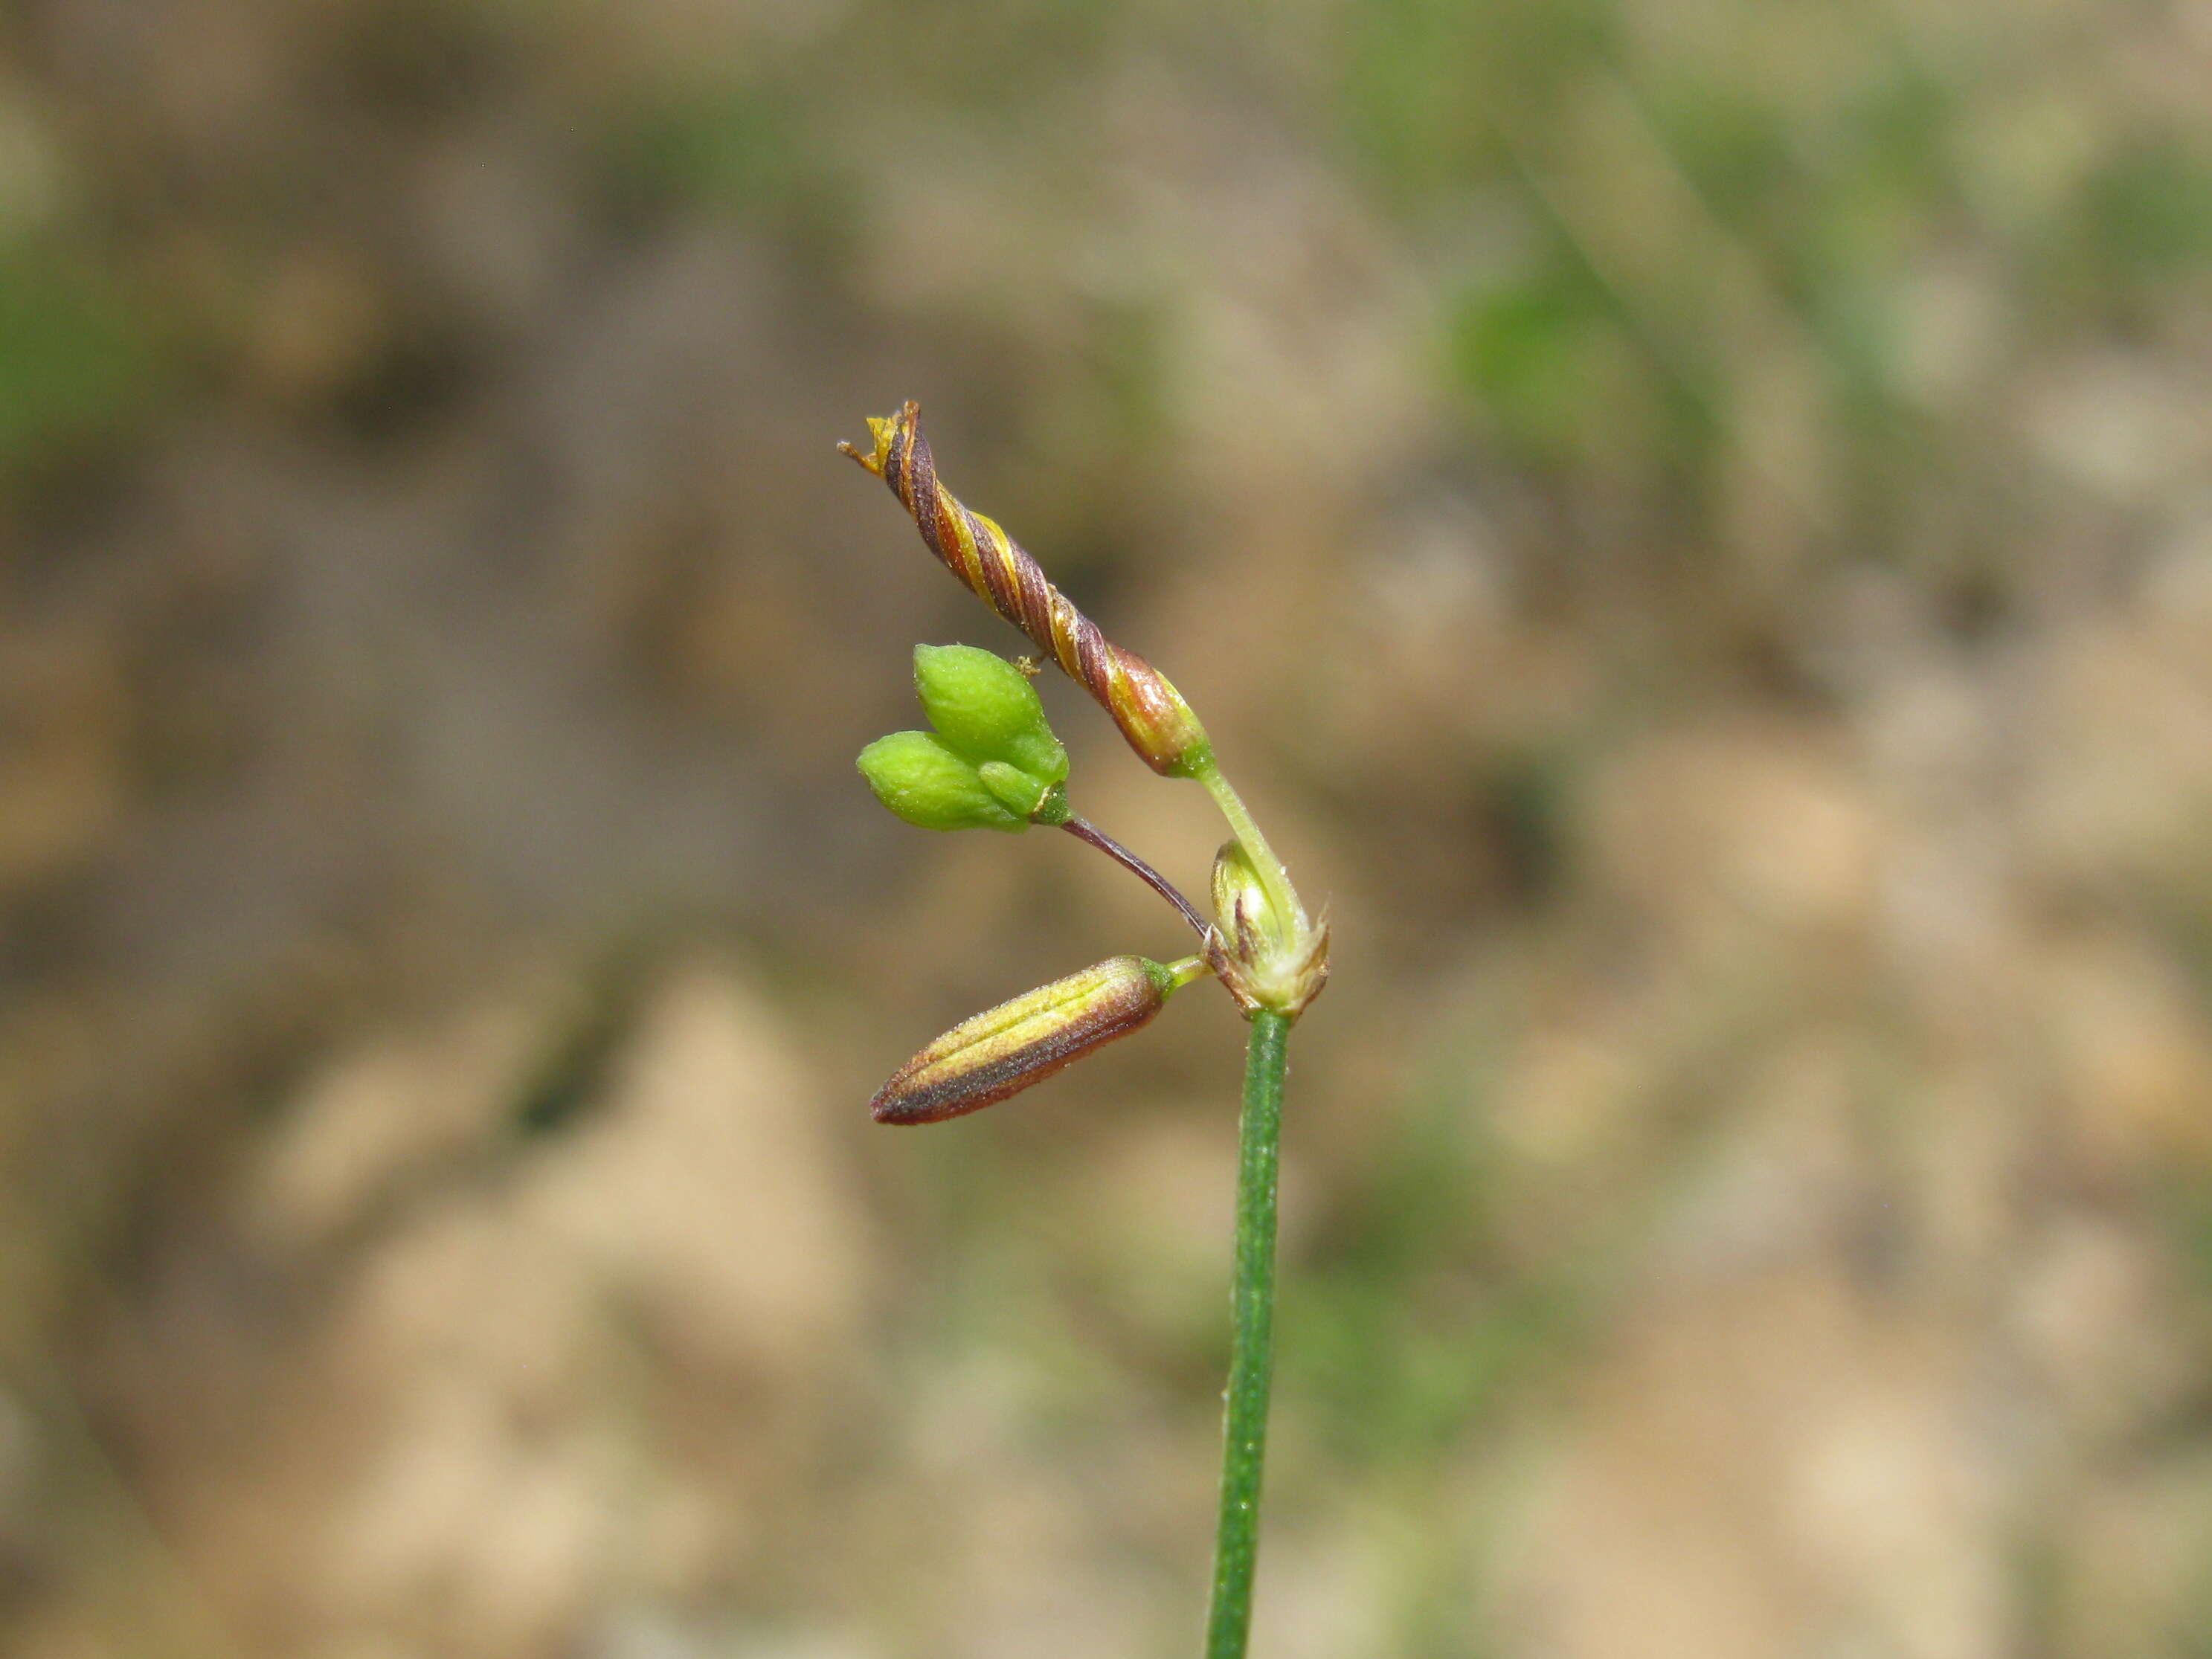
4,0,2212,1655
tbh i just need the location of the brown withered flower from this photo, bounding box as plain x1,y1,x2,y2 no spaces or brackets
841,402,1211,776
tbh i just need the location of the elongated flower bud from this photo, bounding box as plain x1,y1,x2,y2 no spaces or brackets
841,402,1210,776
872,954,1186,1124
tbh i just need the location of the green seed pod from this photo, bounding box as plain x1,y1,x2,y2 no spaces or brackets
857,731,1023,833
871,954,1185,1124
913,644,1068,784
977,759,1058,819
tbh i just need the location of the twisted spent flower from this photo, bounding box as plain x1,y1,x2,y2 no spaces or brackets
840,402,1210,776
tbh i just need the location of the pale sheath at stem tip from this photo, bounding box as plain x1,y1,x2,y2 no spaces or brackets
1206,838,1330,1021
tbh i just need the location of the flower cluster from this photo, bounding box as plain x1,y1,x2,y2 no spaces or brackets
843,403,1326,1123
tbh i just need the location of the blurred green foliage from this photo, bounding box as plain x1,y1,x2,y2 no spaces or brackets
0,234,171,474
592,77,812,222
1343,0,2212,559
2074,138,2212,296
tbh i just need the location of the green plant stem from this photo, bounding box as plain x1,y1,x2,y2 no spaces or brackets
1206,1008,1290,1659
1189,756,1302,938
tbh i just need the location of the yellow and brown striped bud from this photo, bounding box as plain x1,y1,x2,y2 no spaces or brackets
840,402,1211,776
871,954,1190,1124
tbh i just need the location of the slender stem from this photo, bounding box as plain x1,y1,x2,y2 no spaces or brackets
1060,816,1211,941
1206,1008,1290,1659
1189,757,1303,938
1160,954,1213,990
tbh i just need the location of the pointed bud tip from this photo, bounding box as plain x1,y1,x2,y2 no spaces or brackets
839,405,919,480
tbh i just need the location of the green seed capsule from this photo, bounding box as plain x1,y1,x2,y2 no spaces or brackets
872,955,1181,1124
857,731,1023,833
913,644,1068,784
977,759,1057,819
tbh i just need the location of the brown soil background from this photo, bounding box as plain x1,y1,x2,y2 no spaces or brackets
5,2,2212,1655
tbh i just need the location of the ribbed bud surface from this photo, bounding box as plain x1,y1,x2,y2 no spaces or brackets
870,955,1172,1124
